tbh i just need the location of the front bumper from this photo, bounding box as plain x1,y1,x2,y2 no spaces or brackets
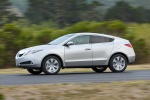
15,54,42,69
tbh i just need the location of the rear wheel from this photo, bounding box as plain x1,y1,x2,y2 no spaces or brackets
27,69,42,75
109,54,127,72
92,67,107,73
42,56,61,75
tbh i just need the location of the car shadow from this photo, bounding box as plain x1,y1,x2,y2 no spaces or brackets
18,71,131,76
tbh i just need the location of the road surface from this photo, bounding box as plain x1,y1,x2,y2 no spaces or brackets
0,70,150,85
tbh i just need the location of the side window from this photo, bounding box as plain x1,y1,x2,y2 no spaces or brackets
105,37,114,42
70,35,90,45
91,36,106,43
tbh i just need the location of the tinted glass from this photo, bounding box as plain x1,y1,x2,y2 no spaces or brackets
70,35,90,45
105,37,114,42
91,36,106,43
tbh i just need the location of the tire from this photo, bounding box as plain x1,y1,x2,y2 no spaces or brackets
92,67,107,73
109,54,127,73
42,56,61,75
27,69,42,75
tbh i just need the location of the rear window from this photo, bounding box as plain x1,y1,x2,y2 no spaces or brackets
105,37,114,42
91,35,114,43
91,36,106,43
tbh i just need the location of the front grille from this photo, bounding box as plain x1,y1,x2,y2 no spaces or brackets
20,61,33,65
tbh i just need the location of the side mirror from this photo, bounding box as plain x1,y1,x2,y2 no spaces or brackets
65,41,73,46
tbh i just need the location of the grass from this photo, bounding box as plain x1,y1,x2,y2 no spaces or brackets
0,64,150,75
0,81,149,100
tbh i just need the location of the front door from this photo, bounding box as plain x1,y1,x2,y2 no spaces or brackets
64,35,92,67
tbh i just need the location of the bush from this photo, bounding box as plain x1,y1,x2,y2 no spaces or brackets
0,93,5,100
67,21,90,33
0,20,149,68
0,24,23,67
124,33,149,63
107,20,127,35
35,29,53,45
88,21,108,33
88,20,127,36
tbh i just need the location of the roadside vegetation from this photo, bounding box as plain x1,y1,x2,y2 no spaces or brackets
0,20,149,68
0,93,5,100
0,81,149,100
0,0,150,68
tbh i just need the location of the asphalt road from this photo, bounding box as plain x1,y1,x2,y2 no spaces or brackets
0,70,150,86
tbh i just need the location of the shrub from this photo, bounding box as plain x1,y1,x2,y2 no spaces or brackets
88,20,127,36
124,33,149,63
107,20,127,35
0,93,5,100
67,21,90,33
0,21,149,68
35,29,53,45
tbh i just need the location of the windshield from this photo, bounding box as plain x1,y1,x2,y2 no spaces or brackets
48,34,75,45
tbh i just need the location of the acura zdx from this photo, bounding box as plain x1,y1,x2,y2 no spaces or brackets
15,33,135,75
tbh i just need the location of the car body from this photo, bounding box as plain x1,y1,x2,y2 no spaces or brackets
15,33,135,75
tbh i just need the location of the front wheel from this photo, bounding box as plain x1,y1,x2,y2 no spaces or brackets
92,67,107,73
42,56,61,75
109,54,127,72
27,69,42,75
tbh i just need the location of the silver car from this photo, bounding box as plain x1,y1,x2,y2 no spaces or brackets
15,33,135,75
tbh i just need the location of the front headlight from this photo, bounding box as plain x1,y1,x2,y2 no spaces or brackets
25,50,43,56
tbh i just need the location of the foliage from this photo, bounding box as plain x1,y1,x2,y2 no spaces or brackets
104,1,150,23
9,0,28,13
124,33,149,63
25,0,102,27
0,0,18,26
0,20,149,68
35,29,53,45
88,20,127,36
0,93,5,100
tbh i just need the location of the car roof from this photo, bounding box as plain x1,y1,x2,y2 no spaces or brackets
72,32,129,41
72,32,115,38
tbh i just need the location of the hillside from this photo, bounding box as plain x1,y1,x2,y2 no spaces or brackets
9,0,150,15
88,0,150,10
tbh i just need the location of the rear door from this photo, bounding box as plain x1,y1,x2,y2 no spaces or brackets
91,35,114,65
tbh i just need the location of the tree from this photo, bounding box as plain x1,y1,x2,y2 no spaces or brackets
0,0,17,26
104,1,150,23
104,1,135,22
25,0,102,27
133,6,150,23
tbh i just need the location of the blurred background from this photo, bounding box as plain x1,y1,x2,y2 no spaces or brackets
0,0,150,68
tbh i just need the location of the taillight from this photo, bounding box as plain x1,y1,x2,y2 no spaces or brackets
124,44,132,48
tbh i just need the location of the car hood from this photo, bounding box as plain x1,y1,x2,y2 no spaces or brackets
18,45,60,54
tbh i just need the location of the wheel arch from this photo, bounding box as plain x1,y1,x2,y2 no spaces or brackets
41,54,64,69
109,52,129,64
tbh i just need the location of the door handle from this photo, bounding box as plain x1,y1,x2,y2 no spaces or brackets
85,48,91,51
